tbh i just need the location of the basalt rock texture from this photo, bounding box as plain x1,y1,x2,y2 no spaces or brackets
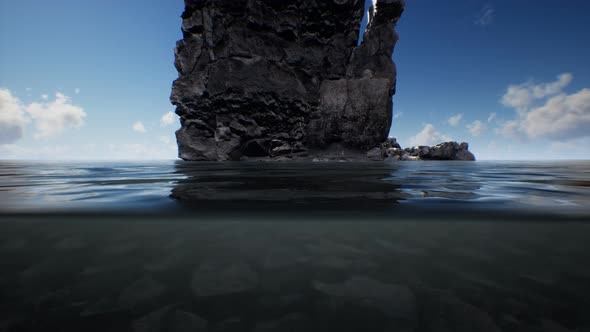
172,0,405,161
367,138,476,161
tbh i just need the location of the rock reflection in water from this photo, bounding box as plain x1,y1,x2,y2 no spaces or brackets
170,162,406,216
0,217,589,332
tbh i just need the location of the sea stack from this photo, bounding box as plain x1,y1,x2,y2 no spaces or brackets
171,0,406,161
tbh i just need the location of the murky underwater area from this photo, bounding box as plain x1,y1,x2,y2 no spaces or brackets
0,161,589,331
1,216,589,332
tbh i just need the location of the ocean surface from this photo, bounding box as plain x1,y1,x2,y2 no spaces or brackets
0,160,589,331
0,160,589,217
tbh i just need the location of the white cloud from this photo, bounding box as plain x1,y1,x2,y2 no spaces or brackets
1,89,86,143
501,73,573,113
496,120,523,140
75,88,80,94
409,124,451,146
0,89,29,144
532,73,573,98
502,85,534,114
41,94,49,100
521,89,590,140
160,111,177,127
132,121,147,133
393,111,403,120
26,92,86,139
499,74,590,141
447,113,463,126
467,120,486,137
487,112,496,123
475,4,495,27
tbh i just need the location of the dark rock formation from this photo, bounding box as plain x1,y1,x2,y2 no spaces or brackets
171,0,405,161
369,138,476,161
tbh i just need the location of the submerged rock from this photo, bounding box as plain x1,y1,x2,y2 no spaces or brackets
81,298,123,317
313,276,416,320
211,317,244,332
253,313,312,332
133,305,176,332
172,0,405,161
169,310,208,332
132,306,208,332
118,276,166,309
422,292,500,332
191,261,258,297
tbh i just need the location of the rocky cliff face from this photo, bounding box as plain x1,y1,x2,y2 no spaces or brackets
171,0,405,161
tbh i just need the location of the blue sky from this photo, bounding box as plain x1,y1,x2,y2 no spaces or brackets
1,0,589,160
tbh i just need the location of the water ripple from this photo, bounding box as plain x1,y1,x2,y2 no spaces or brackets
0,160,588,217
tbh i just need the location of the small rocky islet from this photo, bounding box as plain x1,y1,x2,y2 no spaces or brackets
171,0,475,162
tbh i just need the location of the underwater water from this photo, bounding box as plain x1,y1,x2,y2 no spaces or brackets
0,161,589,331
